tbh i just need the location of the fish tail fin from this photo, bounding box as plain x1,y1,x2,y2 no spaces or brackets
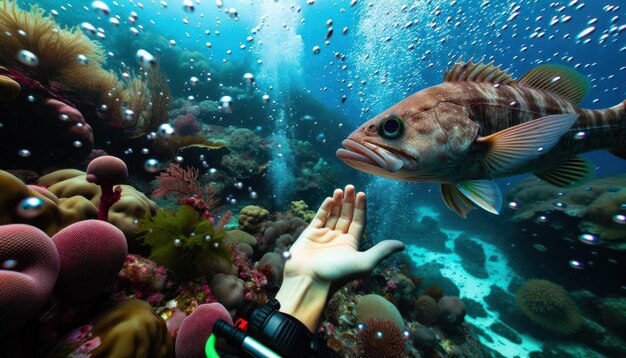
609,100,626,160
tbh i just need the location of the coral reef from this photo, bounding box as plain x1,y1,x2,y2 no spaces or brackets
88,299,173,357
175,303,232,358
39,169,157,239
0,224,59,336
438,296,466,327
357,318,409,358
355,294,405,330
238,205,270,234
516,279,582,334
174,113,202,136
209,273,245,311
0,170,97,236
506,175,626,246
415,295,441,326
52,220,127,302
454,234,488,279
0,0,125,124
258,217,307,254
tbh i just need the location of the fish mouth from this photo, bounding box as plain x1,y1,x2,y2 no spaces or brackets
336,139,405,173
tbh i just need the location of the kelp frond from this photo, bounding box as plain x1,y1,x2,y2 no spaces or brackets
123,71,149,130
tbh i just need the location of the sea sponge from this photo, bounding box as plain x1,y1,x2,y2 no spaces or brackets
438,296,466,326
0,72,19,100
238,205,269,234
516,279,582,334
209,273,245,310
357,318,408,358
52,220,127,302
0,224,59,336
414,295,440,326
175,303,233,358
356,294,405,330
90,299,173,358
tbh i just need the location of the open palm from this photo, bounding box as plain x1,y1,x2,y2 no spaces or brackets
285,185,405,290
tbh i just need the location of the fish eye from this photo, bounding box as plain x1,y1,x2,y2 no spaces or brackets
379,115,404,139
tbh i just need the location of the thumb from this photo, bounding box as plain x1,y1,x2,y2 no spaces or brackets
359,240,405,273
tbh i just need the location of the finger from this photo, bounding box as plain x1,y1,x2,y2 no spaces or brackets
336,185,356,233
325,189,344,229
309,197,334,228
348,192,366,239
358,240,405,273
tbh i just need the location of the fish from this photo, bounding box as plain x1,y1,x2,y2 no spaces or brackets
336,58,626,217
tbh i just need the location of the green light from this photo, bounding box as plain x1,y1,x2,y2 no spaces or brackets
205,334,220,358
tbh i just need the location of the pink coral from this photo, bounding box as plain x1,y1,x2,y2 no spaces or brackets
174,114,202,136
52,220,128,302
175,303,233,358
0,224,60,336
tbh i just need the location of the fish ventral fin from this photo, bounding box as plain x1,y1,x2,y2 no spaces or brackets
477,114,579,175
441,183,476,218
534,156,595,187
518,64,590,104
444,57,516,85
456,180,503,215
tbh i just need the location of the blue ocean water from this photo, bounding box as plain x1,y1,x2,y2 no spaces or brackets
3,0,626,356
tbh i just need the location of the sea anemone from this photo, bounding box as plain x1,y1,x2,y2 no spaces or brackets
516,279,582,334
357,318,408,358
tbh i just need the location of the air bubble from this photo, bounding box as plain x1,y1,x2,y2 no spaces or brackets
144,158,161,173
17,197,45,218
1,259,17,270
18,50,39,67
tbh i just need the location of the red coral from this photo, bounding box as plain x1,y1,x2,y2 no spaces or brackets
174,114,201,136
152,163,220,220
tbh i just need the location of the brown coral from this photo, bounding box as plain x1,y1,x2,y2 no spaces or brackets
238,205,270,234
414,295,440,326
357,318,408,358
516,279,582,334
90,299,173,358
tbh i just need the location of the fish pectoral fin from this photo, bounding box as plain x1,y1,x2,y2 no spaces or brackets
441,183,476,218
476,114,579,175
518,64,590,104
456,180,503,215
534,156,595,187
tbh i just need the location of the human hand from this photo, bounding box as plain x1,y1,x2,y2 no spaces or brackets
285,184,405,289
275,185,405,331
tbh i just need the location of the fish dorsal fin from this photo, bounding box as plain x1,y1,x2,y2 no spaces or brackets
441,183,476,218
534,156,595,187
445,57,516,85
518,64,590,104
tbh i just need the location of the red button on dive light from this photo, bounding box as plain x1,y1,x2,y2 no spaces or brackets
234,318,248,332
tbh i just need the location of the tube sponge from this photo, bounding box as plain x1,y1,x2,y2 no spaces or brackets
0,224,59,336
52,220,127,302
175,303,233,358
